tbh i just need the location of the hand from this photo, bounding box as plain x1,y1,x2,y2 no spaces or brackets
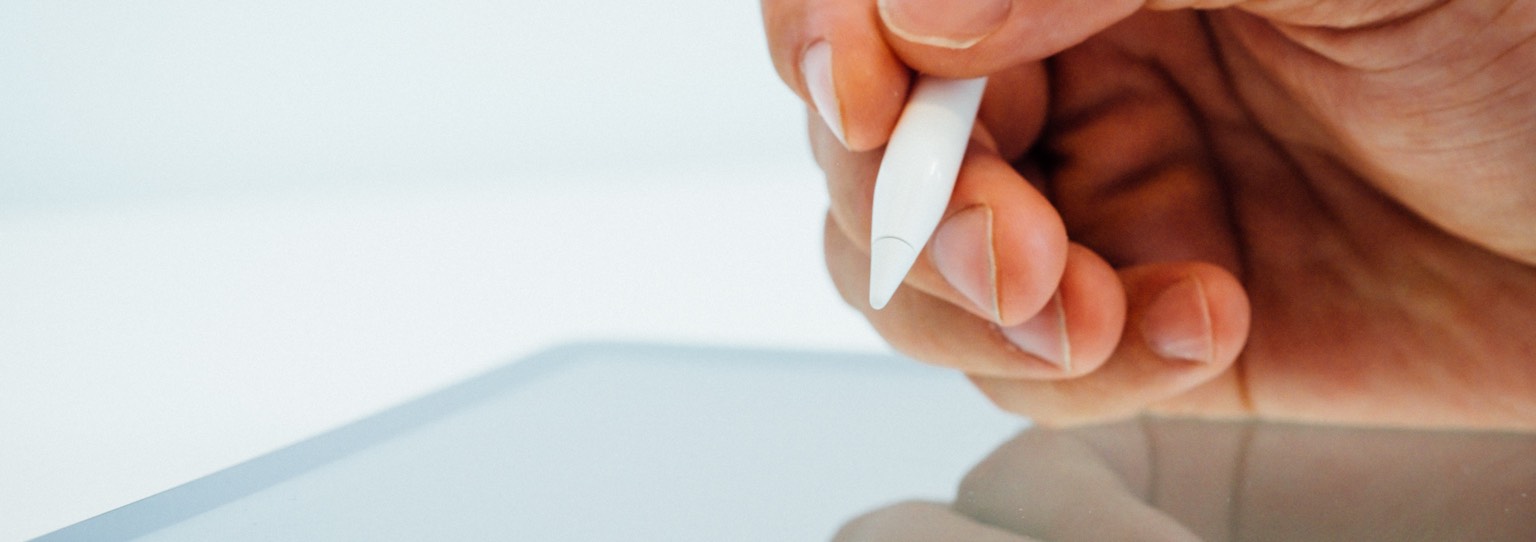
833,418,1536,541
763,1,1536,428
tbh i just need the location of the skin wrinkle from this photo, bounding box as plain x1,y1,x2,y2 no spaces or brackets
1243,147,1459,394
1054,120,1207,215
1236,0,1452,30
778,0,1536,428
1169,10,1431,419
1184,13,1262,416
1487,0,1536,65
1229,14,1497,241
1411,32,1536,124
1084,80,1217,209
1142,11,1462,417
1237,2,1536,185
1368,14,1535,128
1076,14,1285,417
1353,16,1536,261
1284,151,1409,287
1236,4,1521,421
1203,13,1337,148
1046,28,1241,268
1204,14,1400,248
1044,12,1261,416
1057,18,1257,419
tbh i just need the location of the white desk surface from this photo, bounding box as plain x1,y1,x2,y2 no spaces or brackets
2,169,887,540
0,1,889,538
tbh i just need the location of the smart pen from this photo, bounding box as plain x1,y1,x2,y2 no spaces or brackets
868,75,988,310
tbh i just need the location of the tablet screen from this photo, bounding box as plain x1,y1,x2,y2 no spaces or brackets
43,343,1021,541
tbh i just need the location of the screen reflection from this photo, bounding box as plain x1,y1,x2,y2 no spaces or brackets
836,417,1536,542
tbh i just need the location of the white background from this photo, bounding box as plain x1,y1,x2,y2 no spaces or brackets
0,1,888,538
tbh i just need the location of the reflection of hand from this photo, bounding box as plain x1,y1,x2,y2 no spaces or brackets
834,418,1536,541
763,2,1536,428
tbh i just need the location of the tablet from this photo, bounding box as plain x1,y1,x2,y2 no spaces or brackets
40,343,1023,541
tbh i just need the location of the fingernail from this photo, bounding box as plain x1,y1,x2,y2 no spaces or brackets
800,41,847,147
1001,292,1071,372
930,206,1000,321
1140,277,1214,364
878,0,1010,49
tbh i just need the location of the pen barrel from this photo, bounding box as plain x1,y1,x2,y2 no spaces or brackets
870,76,987,252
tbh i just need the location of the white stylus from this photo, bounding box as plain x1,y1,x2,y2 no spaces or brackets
869,75,987,310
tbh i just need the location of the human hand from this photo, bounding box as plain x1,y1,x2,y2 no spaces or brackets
763,1,1536,428
833,418,1536,541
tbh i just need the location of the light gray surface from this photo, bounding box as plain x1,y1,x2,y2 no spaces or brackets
0,2,852,535
42,344,1023,541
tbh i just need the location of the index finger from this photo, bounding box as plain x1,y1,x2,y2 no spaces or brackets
763,0,909,150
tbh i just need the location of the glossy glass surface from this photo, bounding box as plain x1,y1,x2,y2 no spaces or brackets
40,344,1536,541
835,418,1536,541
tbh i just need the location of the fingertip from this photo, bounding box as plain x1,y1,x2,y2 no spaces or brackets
1057,245,1129,374
969,262,1251,425
876,0,1143,78
900,141,1066,328
1141,276,1218,364
1135,264,1250,367
988,178,1069,326
800,40,848,148
1196,265,1252,365
831,41,909,151
904,142,1067,328
877,0,1011,51
794,8,910,152
996,245,1126,379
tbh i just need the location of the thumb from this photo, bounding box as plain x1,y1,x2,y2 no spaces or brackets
878,0,1449,77
875,0,1147,76
878,0,1406,77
